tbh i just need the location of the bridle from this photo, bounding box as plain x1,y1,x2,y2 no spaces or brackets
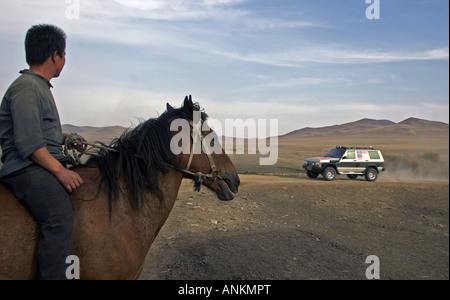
176,118,223,192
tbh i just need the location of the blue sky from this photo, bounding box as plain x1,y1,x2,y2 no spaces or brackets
0,0,448,136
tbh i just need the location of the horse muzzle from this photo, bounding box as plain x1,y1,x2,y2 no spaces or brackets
212,173,240,201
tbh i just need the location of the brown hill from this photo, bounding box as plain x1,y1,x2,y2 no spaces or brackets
360,118,448,136
62,124,127,143
399,117,448,127
281,118,394,138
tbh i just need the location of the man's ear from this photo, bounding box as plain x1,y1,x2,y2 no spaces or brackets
166,103,174,112
52,50,64,63
51,51,58,64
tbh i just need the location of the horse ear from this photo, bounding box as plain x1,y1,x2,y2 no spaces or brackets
166,103,174,112
183,95,194,115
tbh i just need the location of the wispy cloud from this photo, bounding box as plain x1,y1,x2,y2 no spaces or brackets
74,0,321,45
242,76,354,92
211,46,450,67
84,0,249,21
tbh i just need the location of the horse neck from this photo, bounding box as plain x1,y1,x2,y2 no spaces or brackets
133,170,185,252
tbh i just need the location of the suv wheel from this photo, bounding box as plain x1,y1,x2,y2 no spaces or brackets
322,167,337,181
306,171,319,179
365,168,378,182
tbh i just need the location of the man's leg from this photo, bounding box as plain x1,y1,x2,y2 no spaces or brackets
2,164,74,280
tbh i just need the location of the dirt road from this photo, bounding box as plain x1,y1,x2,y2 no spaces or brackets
139,175,449,280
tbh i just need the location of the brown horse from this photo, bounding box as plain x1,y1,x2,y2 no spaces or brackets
0,96,240,280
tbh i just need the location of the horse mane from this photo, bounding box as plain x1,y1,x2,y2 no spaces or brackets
88,101,208,212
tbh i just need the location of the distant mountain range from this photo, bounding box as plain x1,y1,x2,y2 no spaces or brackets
281,117,449,138
62,124,127,143
62,117,449,143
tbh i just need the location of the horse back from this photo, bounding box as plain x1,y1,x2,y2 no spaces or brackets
0,183,39,280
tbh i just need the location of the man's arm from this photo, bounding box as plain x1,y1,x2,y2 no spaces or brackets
30,147,83,193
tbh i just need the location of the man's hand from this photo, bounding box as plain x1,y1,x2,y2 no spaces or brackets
54,167,84,193
30,147,84,193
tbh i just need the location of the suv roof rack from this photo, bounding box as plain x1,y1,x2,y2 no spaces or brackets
335,146,375,150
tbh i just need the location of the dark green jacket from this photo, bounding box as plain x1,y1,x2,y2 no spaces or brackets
0,70,65,177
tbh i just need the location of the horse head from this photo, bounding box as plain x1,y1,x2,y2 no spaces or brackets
167,96,240,201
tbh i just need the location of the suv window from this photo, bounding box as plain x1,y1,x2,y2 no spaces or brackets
346,151,356,159
369,151,381,159
326,148,346,158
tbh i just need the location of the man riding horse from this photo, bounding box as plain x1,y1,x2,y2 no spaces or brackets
0,24,84,280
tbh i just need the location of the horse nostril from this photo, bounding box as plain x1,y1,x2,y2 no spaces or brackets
223,173,240,194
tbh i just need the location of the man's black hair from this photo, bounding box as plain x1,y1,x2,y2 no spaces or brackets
25,24,67,66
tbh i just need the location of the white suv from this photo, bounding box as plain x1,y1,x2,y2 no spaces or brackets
303,146,385,181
